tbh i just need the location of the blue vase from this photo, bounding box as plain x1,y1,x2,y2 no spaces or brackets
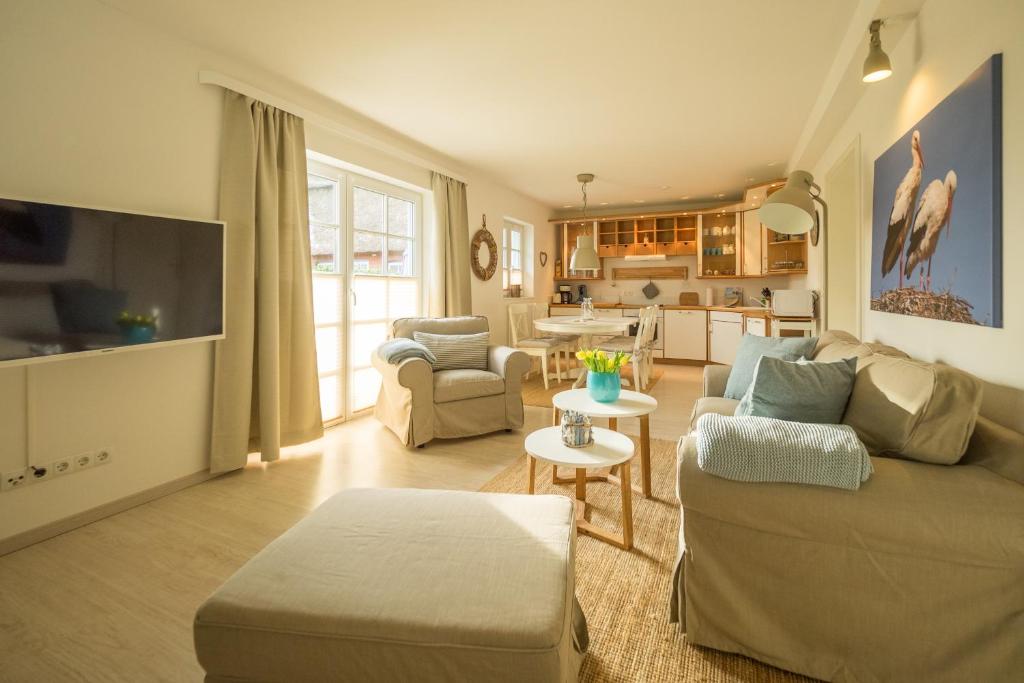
588,370,621,403
121,325,155,345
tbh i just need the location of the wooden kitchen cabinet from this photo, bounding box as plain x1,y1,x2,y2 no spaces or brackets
696,212,740,278
708,311,744,364
664,309,708,361
741,209,767,276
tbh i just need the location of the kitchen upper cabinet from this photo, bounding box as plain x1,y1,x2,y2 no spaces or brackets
708,311,744,364
664,309,707,361
697,212,740,278
741,209,767,276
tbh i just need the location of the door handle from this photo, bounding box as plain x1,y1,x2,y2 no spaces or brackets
351,289,358,307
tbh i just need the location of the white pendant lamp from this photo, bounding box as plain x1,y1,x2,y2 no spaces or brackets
862,19,892,83
568,173,600,271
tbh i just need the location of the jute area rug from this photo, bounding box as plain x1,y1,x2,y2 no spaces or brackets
480,436,810,683
521,365,664,409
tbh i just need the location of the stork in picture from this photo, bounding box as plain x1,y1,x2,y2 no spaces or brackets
881,130,924,289
904,170,957,291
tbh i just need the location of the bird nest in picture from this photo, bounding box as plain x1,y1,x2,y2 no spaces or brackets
871,288,980,325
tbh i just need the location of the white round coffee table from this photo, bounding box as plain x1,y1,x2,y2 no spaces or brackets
525,426,636,550
551,389,658,498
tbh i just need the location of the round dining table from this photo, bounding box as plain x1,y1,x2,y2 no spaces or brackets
533,315,633,388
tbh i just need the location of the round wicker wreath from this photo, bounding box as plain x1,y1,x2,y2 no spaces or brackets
470,228,498,281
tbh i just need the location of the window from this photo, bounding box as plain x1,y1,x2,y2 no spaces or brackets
503,219,533,297
307,156,424,424
503,222,522,294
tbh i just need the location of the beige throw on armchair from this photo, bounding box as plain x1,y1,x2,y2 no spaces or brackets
210,91,323,473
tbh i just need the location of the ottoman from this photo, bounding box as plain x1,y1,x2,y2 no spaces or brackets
194,488,588,682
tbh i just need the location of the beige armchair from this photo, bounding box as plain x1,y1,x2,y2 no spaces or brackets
371,316,531,447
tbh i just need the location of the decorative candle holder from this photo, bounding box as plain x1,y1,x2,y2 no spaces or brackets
560,409,593,448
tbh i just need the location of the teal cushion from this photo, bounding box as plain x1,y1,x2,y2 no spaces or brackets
723,334,818,400
736,355,858,424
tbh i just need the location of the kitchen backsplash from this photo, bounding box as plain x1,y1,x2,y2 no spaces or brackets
557,255,807,307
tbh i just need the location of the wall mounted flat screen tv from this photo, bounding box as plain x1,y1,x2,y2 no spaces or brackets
0,197,224,366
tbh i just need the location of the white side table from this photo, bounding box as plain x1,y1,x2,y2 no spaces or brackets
525,426,636,550
551,389,658,498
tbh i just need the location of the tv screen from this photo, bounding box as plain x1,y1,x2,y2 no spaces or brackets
0,197,224,364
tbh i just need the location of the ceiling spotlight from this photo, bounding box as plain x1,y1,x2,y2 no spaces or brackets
680,196,690,200
599,201,609,205
863,19,892,83
562,204,572,208
633,199,645,203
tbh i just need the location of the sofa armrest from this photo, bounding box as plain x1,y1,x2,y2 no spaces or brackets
488,345,531,381
371,351,434,397
703,364,732,398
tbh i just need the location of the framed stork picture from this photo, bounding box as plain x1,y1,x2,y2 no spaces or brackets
870,54,1003,327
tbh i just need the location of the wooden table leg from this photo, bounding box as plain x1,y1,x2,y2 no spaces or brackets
620,457,634,550
575,467,587,522
639,414,652,498
551,408,561,483
608,417,617,431
527,455,536,494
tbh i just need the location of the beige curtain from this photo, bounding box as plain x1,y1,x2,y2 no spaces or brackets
210,91,323,473
429,172,472,316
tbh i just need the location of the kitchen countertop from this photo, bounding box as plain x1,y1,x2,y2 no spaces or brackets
548,302,812,320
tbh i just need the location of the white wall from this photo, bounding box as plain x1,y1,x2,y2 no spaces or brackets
796,0,1023,430
0,0,554,543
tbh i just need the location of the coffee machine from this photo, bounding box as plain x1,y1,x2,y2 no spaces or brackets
558,285,572,304
577,284,588,302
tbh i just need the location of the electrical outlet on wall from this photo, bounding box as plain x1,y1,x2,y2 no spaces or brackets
74,453,93,470
50,458,73,477
2,470,30,491
94,449,112,466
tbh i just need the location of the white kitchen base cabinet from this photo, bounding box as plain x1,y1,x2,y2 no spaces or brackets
709,311,743,365
664,310,708,361
745,316,767,337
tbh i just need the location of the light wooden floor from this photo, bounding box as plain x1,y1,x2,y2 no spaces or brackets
0,364,703,682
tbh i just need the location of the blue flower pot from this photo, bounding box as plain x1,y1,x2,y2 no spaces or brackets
121,325,155,345
588,370,621,403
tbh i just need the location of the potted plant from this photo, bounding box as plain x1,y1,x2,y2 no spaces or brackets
576,349,630,403
116,311,158,344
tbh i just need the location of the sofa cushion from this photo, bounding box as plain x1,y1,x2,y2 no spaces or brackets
677,437,1024,568
842,354,982,465
723,334,818,400
688,396,740,432
736,356,857,424
433,368,505,403
812,340,874,363
414,331,489,370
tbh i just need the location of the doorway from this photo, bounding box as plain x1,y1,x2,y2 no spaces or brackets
824,137,861,335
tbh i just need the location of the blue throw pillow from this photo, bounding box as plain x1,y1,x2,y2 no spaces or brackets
723,334,819,400
736,355,858,424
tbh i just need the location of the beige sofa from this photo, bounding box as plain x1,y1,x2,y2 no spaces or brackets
671,330,1024,681
372,316,531,447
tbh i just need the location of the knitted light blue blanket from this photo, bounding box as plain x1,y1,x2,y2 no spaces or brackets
694,413,873,490
377,338,437,365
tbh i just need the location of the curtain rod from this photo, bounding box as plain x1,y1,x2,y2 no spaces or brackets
198,70,468,184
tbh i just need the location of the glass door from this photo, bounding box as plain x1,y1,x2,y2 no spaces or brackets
349,175,422,413
307,163,348,425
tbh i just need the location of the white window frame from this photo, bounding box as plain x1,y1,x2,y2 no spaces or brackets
503,217,533,298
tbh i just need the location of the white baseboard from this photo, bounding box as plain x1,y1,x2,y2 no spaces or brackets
0,469,219,557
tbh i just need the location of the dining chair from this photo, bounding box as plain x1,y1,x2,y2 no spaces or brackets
532,302,579,372
508,304,564,389
596,305,658,390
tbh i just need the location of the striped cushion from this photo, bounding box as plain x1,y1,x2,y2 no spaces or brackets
413,331,489,371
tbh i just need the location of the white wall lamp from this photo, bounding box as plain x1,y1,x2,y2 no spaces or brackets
863,19,893,83
568,173,600,272
758,170,829,327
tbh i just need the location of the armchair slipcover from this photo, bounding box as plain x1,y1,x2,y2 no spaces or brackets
372,316,531,447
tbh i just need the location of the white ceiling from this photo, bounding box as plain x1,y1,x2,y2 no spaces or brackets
105,0,859,209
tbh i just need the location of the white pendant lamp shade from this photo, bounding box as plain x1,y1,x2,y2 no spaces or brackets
568,172,600,271
569,233,599,270
758,171,817,234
